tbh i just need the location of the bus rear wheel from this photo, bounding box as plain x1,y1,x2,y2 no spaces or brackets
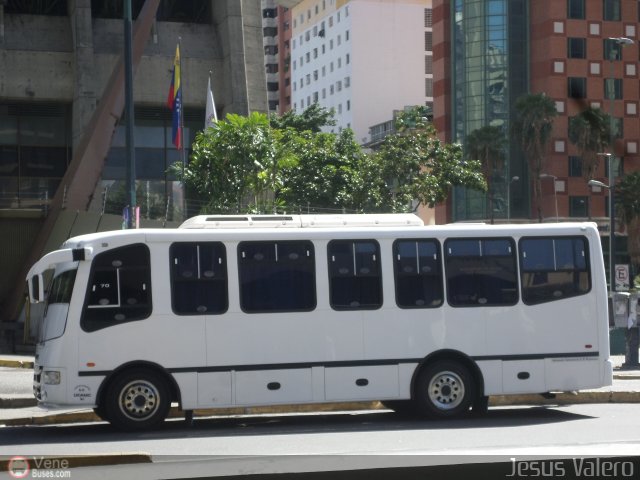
414,360,474,419
104,369,171,431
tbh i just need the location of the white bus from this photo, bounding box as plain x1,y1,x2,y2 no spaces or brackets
26,214,612,431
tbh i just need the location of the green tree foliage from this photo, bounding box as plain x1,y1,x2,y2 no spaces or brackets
278,128,366,212
269,102,336,133
367,114,487,212
568,107,610,180
394,105,433,132
511,93,558,221
177,105,486,216
175,112,282,213
615,172,640,266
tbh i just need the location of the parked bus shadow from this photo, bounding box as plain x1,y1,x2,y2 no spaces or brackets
0,406,594,447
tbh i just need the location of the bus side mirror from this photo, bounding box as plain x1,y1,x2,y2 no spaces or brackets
28,274,45,303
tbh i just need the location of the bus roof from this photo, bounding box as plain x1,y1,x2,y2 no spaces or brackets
178,214,424,229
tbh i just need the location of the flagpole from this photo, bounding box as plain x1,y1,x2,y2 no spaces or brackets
124,0,136,229
178,37,187,219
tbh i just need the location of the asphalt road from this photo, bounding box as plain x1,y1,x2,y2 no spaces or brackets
3,404,640,479
2,404,640,457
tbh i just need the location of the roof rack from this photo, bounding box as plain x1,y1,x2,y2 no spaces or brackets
178,214,424,229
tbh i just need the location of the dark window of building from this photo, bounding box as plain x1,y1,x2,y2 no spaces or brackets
266,63,279,74
92,0,210,23
604,39,623,60
568,156,583,177
265,45,278,55
424,31,433,51
445,238,518,307
568,77,587,98
610,117,624,139
263,8,277,18
264,27,278,37
425,78,433,97
425,55,433,74
605,156,624,177
424,8,433,27
567,0,585,19
519,237,591,305
394,239,443,309
239,241,316,313
569,196,589,217
82,244,152,332
604,78,623,100
0,103,71,209
328,240,382,310
5,0,67,15
170,242,227,315
567,38,586,58
604,0,621,21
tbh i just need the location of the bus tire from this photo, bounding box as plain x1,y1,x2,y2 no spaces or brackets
414,360,474,419
93,404,109,422
104,369,171,431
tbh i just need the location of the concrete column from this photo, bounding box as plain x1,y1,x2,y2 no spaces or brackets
68,0,97,149
241,0,268,114
212,0,267,115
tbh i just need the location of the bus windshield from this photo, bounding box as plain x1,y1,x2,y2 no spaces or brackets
40,267,77,342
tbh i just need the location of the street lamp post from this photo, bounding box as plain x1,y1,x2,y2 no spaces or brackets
601,37,636,368
507,176,519,222
589,173,639,368
601,37,633,285
589,171,614,294
539,174,558,221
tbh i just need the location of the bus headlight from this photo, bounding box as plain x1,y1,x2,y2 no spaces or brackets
42,370,61,385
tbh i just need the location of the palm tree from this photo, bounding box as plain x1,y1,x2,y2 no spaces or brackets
568,107,611,180
615,172,640,272
466,125,506,223
511,93,558,221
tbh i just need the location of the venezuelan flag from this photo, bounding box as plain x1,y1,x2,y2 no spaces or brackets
167,44,182,149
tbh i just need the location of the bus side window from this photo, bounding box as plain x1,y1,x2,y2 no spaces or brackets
393,239,443,308
238,241,316,313
520,236,591,305
81,244,152,332
328,240,382,310
445,238,518,307
170,242,228,315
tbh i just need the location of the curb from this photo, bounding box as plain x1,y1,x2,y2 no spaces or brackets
489,391,640,406
0,397,37,409
0,359,34,369
4,392,640,427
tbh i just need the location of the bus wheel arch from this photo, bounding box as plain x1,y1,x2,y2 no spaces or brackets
97,362,179,430
411,350,485,418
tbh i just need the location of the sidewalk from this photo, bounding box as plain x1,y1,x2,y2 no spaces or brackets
1,354,640,427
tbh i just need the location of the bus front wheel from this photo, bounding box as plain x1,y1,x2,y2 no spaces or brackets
414,360,475,419
104,369,171,431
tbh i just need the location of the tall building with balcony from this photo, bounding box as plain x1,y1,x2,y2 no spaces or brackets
286,0,432,144
433,0,639,229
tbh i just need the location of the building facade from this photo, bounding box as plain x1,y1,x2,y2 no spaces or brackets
0,0,268,328
287,0,432,144
434,0,639,227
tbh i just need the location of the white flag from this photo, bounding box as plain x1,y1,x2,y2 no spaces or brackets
205,75,218,128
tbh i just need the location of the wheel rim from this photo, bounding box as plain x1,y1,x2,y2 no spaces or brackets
427,370,465,411
118,380,160,421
